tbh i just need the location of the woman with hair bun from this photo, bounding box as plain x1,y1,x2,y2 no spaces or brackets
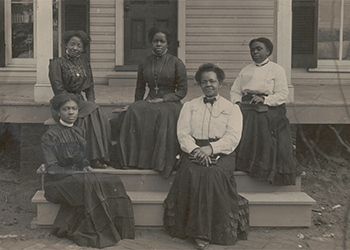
49,30,111,169
230,37,303,186
42,93,135,248
164,63,248,250
118,26,188,178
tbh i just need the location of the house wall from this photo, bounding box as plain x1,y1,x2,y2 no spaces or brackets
88,0,278,86
90,0,116,85
185,0,276,85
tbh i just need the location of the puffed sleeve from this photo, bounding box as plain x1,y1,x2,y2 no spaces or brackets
230,70,244,104
41,132,65,174
162,58,188,102
263,64,289,106
177,101,198,154
134,62,147,101
48,59,68,96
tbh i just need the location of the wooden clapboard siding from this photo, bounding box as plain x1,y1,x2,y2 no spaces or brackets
89,0,116,84
185,0,276,84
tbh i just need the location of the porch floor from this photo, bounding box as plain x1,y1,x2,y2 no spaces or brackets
1,83,350,124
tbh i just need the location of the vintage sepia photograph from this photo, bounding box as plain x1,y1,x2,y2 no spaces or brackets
0,0,349,249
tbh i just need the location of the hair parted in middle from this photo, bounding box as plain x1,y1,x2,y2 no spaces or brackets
62,30,91,50
51,93,80,112
148,26,171,44
249,37,274,56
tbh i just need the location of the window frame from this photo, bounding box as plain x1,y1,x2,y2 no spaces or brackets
309,0,350,72
4,0,37,66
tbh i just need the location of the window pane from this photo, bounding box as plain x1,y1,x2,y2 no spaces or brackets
343,2,350,60
318,0,341,60
11,0,34,58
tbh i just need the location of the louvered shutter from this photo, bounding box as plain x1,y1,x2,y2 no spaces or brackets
0,0,5,67
292,0,318,68
61,0,90,58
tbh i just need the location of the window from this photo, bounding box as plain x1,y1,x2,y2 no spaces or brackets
292,0,350,71
0,0,89,67
314,0,350,71
5,0,36,65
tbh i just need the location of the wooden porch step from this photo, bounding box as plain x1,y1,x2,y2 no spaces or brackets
91,168,302,193
37,167,302,193
240,192,316,227
32,190,315,227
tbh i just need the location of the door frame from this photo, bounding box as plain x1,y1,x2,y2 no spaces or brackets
115,0,186,67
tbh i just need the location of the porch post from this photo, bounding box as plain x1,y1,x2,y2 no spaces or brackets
276,0,294,103
177,0,186,63
34,0,53,103
115,0,124,66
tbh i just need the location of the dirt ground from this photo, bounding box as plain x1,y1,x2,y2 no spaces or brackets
0,161,349,248
0,125,350,249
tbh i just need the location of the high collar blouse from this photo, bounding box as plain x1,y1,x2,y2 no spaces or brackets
49,54,95,102
41,123,90,174
230,61,289,106
177,95,242,155
134,53,188,102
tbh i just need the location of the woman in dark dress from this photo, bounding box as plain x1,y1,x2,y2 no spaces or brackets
230,37,302,185
119,27,188,178
164,63,249,249
41,93,135,248
49,30,110,169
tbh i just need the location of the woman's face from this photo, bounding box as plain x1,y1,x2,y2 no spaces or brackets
58,100,78,124
66,36,84,58
200,71,221,98
152,32,169,56
250,41,270,64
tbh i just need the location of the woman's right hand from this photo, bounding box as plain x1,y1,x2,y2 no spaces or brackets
83,166,93,172
147,98,164,103
192,147,212,167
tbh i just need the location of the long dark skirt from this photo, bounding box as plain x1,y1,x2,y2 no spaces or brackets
163,153,249,245
76,101,111,162
119,100,181,178
236,104,303,185
51,100,111,162
44,173,135,248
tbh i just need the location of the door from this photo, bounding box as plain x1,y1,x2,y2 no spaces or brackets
124,0,178,65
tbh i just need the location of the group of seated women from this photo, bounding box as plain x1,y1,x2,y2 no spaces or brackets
41,28,302,249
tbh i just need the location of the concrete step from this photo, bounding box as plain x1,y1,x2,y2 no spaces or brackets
32,190,316,227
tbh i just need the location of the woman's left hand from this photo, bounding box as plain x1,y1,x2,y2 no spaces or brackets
192,146,212,167
147,98,165,103
83,166,93,172
250,95,264,104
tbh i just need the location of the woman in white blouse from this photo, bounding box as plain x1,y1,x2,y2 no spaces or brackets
164,63,249,250
230,37,302,186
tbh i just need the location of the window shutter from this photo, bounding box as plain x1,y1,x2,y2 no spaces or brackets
0,0,5,67
61,0,90,58
292,0,318,68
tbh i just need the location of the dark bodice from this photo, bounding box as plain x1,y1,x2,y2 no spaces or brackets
41,123,90,175
134,53,188,102
49,55,95,102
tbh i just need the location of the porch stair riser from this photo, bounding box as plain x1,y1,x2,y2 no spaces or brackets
32,169,315,227
89,169,302,193
107,72,137,86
